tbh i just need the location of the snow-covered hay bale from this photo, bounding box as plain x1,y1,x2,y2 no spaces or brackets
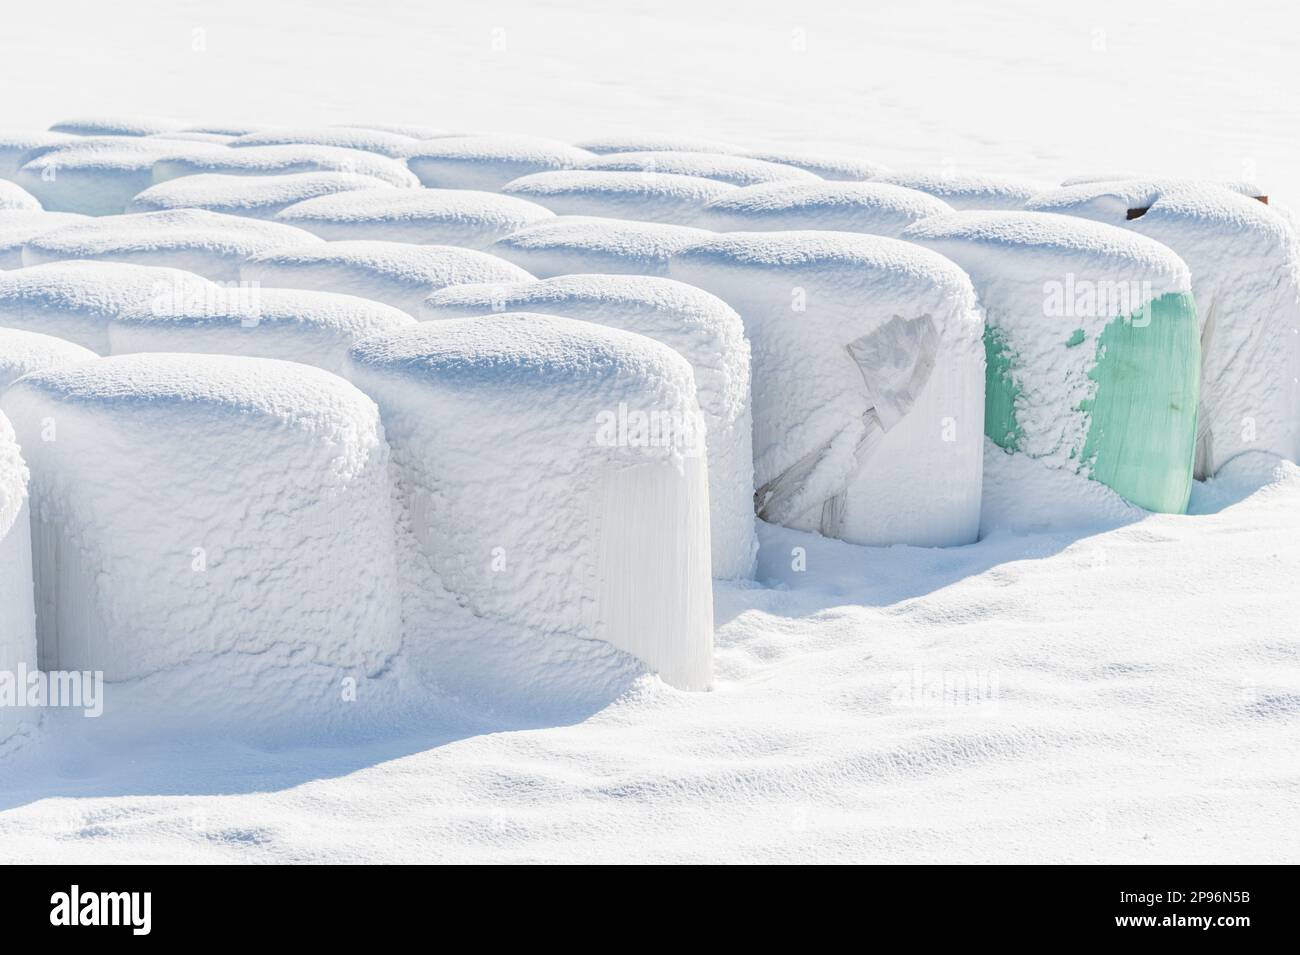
503,170,735,225
669,231,986,547
0,130,78,179
873,171,1053,210
0,211,88,268
0,353,401,686
574,135,744,156
904,210,1200,514
49,115,186,137
0,181,41,211
21,209,324,281
229,126,424,157
345,313,713,690
127,172,397,220
580,151,819,187
698,181,952,236
0,411,37,746
422,274,756,578
492,216,712,277
276,187,554,249
0,328,96,391
109,286,414,374
151,144,420,188
241,239,533,316
1026,180,1299,477
742,150,888,182
344,122,449,140
0,261,216,353
404,135,595,191
147,131,236,145
14,138,229,216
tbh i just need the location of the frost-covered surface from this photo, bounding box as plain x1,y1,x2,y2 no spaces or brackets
21,209,324,281
1025,180,1300,477
422,274,756,578
670,231,986,547
128,172,397,219
873,171,1054,210
698,181,953,235
0,260,216,353
492,216,712,277
743,150,888,181
405,136,595,191
109,286,414,374
0,181,41,212
276,187,555,249
580,151,820,186
0,211,88,269
0,411,37,748
151,144,420,188
503,170,735,225
242,239,534,315
0,327,97,391
346,313,713,690
229,125,428,157
1,353,401,691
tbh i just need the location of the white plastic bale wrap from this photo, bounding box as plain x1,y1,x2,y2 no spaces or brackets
669,231,986,547
0,411,38,746
422,274,757,579
345,313,714,690
0,354,402,690
492,216,712,278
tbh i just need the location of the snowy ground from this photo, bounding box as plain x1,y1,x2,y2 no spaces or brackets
2,1,1298,863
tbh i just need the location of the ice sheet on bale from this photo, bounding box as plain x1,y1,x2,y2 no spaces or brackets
109,286,414,374
574,135,745,156
0,327,96,391
698,181,952,236
127,172,398,220
14,138,230,216
345,313,714,690
422,273,756,579
873,171,1053,210
404,135,594,191
151,144,420,188
1026,179,1300,477
491,216,711,278
229,126,426,157
21,208,324,281
0,353,402,697
49,115,187,137
0,261,216,353
0,130,79,179
0,212,88,268
904,210,1199,514
503,170,735,225
241,239,533,316
742,150,888,182
0,181,42,211
580,151,820,187
276,187,554,249
670,231,986,547
0,411,37,747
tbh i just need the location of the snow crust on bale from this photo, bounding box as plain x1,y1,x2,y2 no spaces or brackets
109,286,414,374
422,274,756,578
14,138,229,216
670,231,986,547
903,210,1198,513
151,144,421,188
147,131,236,145
343,122,449,140
0,211,89,268
0,261,216,353
1026,180,1300,477
229,126,424,157
491,216,712,278
503,170,736,225
0,181,42,211
574,135,745,155
1059,173,1266,197
0,327,96,391
276,187,555,249
345,313,713,690
0,411,37,746
873,171,1053,210
49,115,187,137
404,135,595,191
742,150,888,182
0,130,78,178
698,181,953,236
0,353,402,690
127,172,398,219
580,151,820,187
241,239,534,316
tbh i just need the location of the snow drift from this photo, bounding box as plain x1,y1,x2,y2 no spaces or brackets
422,274,756,579
491,216,712,278
0,353,402,689
502,170,736,225
345,313,714,691
127,172,397,219
404,135,595,191
151,144,420,188
697,181,953,236
241,240,534,316
670,231,986,547
0,327,96,391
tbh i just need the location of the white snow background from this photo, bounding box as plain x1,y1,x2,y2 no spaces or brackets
0,0,1298,863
